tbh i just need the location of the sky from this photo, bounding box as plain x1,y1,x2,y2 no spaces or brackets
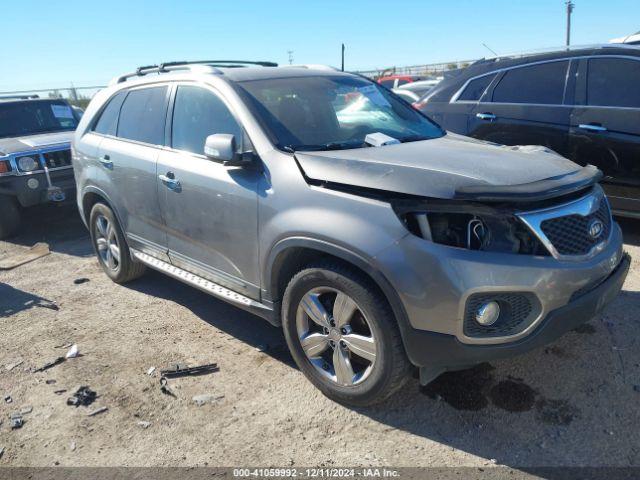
2,0,639,92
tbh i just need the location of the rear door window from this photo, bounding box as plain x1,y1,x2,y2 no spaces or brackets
117,86,168,145
492,61,569,105
93,91,126,136
587,58,640,108
171,85,242,155
457,73,497,101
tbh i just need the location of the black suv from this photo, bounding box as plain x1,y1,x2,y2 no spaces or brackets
418,45,640,217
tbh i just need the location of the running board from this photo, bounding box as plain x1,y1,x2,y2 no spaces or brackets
130,249,276,323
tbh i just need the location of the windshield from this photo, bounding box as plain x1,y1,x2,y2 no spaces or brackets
0,100,79,138
235,75,444,151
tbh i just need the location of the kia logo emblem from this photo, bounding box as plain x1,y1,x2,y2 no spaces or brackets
589,219,604,238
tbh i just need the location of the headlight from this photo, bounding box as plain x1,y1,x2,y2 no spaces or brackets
17,156,40,172
394,201,549,255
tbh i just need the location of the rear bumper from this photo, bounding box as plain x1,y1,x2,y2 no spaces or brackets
0,167,76,207
403,252,630,372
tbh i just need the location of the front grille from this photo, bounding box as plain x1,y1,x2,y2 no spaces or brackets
540,198,611,256
463,292,539,338
42,149,72,169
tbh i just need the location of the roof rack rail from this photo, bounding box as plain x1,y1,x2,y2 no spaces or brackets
111,60,278,85
284,64,339,71
0,94,40,101
471,43,640,66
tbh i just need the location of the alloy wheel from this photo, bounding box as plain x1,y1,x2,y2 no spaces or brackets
94,214,120,271
295,287,377,386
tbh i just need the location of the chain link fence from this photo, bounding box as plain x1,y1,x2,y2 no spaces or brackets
355,59,476,79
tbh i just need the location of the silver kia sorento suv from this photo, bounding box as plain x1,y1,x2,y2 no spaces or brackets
72,61,629,406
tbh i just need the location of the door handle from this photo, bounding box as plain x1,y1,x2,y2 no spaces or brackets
476,112,496,121
578,123,607,132
158,173,181,191
98,155,113,169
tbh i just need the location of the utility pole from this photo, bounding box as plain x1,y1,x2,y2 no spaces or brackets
341,43,345,71
287,50,294,65
565,0,574,46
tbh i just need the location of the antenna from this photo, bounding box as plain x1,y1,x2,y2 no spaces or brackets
482,43,498,56
287,50,294,65
341,43,345,71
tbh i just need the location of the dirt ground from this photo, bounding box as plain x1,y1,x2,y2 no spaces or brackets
1,204,639,468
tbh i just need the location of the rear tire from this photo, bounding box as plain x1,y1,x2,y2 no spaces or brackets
89,203,145,283
0,195,21,239
282,260,411,407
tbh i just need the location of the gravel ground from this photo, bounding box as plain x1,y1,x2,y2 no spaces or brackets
1,204,639,468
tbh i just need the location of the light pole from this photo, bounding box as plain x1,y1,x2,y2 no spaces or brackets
565,0,575,47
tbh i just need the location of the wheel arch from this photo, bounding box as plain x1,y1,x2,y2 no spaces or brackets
81,186,123,228
265,238,414,348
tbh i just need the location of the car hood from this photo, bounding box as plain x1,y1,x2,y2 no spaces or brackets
0,131,73,156
295,133,592,200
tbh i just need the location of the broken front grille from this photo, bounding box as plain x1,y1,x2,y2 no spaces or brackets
42,149,72,169
540,198,611,256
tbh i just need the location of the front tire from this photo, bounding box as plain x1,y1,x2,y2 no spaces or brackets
89,203,145,283
282,260,411,406
0,195,21,239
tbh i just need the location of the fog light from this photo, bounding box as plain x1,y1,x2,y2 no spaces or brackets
27,178,39,189
475,301,500,326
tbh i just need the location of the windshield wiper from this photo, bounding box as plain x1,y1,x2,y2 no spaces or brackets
283,141,362,152
399,135,430,143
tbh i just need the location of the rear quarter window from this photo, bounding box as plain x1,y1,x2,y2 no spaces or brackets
92,92,126,136
456,73,497,101
116,86,168,145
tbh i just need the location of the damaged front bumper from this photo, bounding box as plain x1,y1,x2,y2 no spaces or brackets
408,252,629,384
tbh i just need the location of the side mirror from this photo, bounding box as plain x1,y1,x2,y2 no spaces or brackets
204,134,255,167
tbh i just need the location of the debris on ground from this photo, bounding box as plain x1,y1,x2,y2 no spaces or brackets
0,242,50,270
146,367,156,376
54,342,73,349
5,360,24,371
36,301,59,311
65,344,79,359
70,441,76,452
87,406,108,417
67,386,97,407
160,362,219,378
159,377,176,398
34,356,65,372
137,420,152,429
73,278,90,285
4,395,12,404
20,406,32,415
0,446,4,459
192,394,225,406
54,389,67,395
9,413,23,429
45,379,57,385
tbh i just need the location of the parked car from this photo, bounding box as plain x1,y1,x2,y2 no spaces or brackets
0,96,79,238
417,45,640,217
397,78,441,97
392,88,421,104
377,74,425,89
73,61,628,406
